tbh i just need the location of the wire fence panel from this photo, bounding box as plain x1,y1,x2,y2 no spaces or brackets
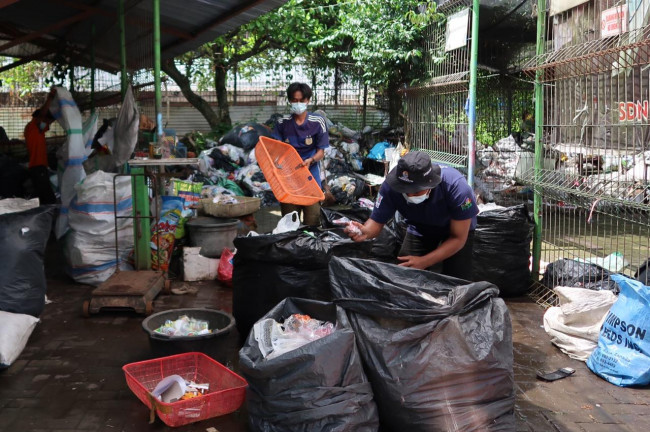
523,0,650,304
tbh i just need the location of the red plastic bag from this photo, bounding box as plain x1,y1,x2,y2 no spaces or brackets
217,248,235,286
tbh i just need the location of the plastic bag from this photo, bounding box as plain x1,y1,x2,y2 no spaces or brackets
151,207,180,271
153,315,212,337
587,275,650,386
239,298,379,432
0,206,55,317
472,204,534,296
217,247,235,287
272,211,300,234
366,141,392,160
171,179,203,209
232,229,372,337
542,259,619,293
0,311,39,368
253,314,334,359
329,257,515,431
543,287,618,361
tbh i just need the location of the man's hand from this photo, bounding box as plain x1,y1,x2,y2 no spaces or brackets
300,157,314,168
397,255,431,270
345,221,367,242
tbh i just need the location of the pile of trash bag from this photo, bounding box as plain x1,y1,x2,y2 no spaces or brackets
219,123,273,152
232,229,372,338
239,298,379,431
329,257,515,431
472,204,534,296
542,259,619,293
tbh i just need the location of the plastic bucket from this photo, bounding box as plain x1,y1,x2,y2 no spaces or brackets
186,217,238,258
142,308,236,362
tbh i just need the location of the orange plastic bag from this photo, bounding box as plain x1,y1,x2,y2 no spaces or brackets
217,248,235,286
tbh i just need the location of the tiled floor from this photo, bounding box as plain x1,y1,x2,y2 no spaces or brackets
1,239,648,432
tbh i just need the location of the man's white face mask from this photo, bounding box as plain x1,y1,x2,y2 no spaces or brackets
402,190,430,204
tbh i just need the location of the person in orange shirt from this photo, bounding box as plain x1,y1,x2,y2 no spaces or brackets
24,89,57,205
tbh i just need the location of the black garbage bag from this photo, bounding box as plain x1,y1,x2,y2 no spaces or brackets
239,298,379,432
0,206,55,317
232,230,372,337
636,258,649,285
0,155,28,198
329,257,515,432
472,204,534,296
319,207,405,261
542,259,619,293
220,123,273,152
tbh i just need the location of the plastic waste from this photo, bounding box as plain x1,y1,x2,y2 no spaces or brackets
587,275,650,386
272,211,300,234
578,252,629,273
253,314,335,359
329,257,515,431
542,259,619,293
239,298,379,432
367,141,391,160
153,315,212,337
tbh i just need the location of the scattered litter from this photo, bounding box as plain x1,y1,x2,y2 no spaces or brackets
151,374,210,403
253,313,335,359
170,284,199,296
212,195,239,204
272,211,300,234
154,315,212,337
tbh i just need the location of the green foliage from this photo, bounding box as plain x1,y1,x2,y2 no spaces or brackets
0,59,52,95
311,1,443,90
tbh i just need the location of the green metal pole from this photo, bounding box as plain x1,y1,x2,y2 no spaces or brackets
131,167,151,270
532,0,547,279
91,23,95,114
119,0,127,99
153,0,162,142
467,0,480,187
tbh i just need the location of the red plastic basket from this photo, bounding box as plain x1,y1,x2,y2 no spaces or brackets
256,136,325,206
122,352,247,427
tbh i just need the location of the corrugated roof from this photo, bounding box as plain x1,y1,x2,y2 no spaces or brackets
0,0,288,72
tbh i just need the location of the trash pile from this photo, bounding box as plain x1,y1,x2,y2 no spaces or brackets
253,313,335,360
153,315,212,337
151,374,210,403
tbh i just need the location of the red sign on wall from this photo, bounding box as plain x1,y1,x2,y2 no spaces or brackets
619,101,649,122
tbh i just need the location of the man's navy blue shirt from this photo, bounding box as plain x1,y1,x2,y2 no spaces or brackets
370,165,479,238
272,113,329,187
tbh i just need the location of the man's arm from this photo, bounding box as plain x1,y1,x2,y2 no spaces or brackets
398,218,472,270
301,148,324,167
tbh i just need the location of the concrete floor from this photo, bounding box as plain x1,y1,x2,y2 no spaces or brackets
1,241,649,432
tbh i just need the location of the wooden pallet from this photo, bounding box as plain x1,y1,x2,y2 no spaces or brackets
83,271,170,317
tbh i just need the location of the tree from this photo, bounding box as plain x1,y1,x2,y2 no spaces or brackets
162,0,338,130
312,0,442,126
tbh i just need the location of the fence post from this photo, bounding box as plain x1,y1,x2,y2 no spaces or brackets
362,83,368,128
233,63,237,105
532,0,547,279
153,0,162,141
119,0,127,100
91,23,95,114
467,0,480,187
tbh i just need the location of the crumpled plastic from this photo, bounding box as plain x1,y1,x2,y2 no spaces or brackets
253,313,335,359
153,315,212,337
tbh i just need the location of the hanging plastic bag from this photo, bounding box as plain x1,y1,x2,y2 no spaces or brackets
587,275,650,386
217,248,235,287
272,211,300,234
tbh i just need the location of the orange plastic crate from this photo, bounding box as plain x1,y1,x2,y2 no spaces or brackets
256,136,325,206
123,352,247,427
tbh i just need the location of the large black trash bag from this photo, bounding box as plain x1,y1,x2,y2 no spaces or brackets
472,204,534,296
542,259,619,293
220,123,273,152
232,230,372,337
329,257,515,432
319,207,405,261
239,298,379,432
636,258,649,285
0,206,55,317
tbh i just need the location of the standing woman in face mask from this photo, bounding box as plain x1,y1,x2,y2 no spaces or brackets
24,88,57,205
271,82,330,226
345,151,478,280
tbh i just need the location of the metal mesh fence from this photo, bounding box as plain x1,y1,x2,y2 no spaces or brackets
522,0,650,304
